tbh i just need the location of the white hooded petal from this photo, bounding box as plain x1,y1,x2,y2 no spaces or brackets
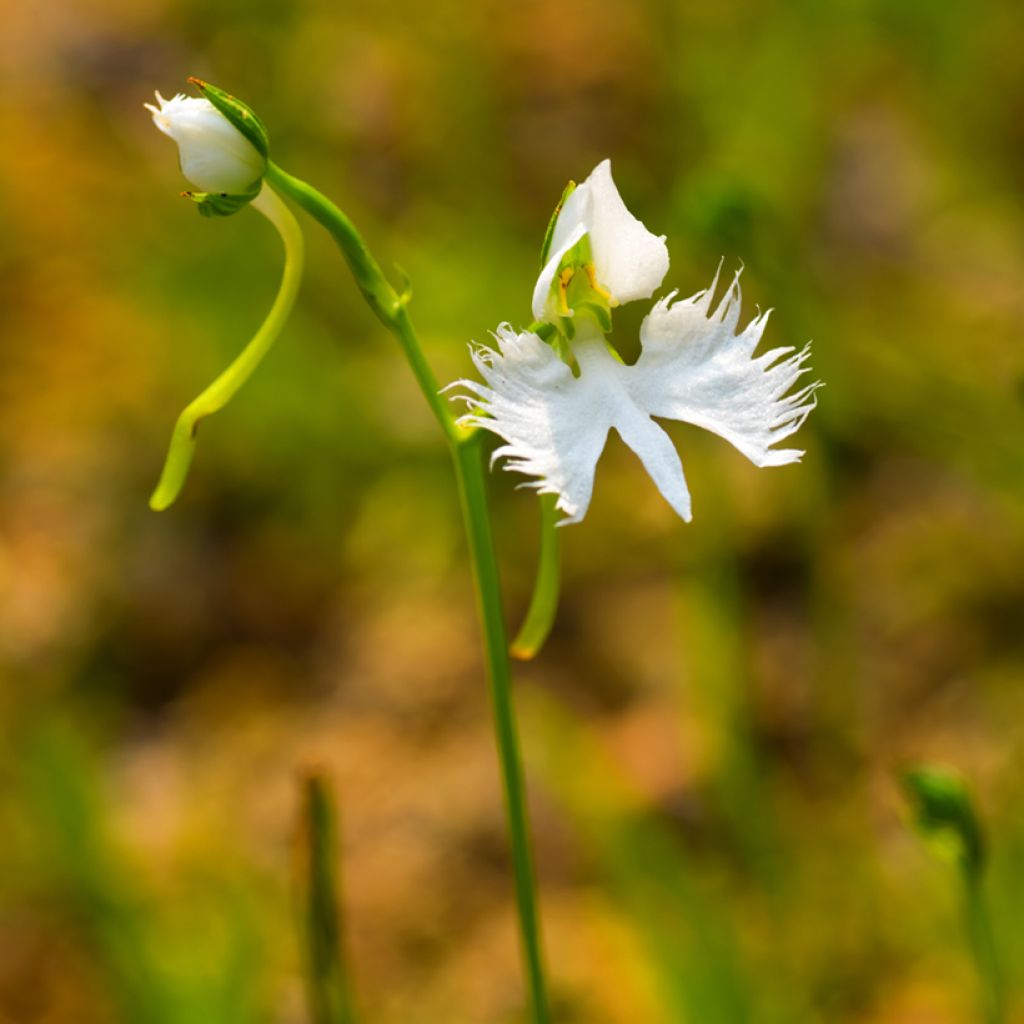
629,269,820,468
450,325,692,523
585,160,670,306
145,91,266,193
531,221,588,321
531,160,669,320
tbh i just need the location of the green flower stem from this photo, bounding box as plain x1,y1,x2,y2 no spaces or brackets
264,161,456,442
150,183,304,510
268,162,552,1024
511,494,561,661
452,432,552,1024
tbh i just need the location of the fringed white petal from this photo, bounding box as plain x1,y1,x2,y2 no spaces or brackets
450,326,615,524
630,268,820,469
450,326,693,523
531,159,669,320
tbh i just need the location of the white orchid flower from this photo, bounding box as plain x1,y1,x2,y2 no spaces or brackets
146,91,266,194
451,161,819,526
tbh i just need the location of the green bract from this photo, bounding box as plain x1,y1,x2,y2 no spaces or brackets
184,185,262,219
188,77,270,160
539,181,576,267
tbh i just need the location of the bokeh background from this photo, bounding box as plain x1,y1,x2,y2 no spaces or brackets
1,0,1023,1020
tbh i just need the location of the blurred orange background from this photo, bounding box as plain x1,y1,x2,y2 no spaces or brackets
1,0,1023,1021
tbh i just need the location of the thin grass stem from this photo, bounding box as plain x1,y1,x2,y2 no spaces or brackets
301,773,358,1024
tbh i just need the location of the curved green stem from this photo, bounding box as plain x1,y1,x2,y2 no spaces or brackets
150,184,304,510
268,162,552,1023
264,161,456,443
511,494,561,660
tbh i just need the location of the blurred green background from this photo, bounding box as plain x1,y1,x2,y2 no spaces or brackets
2,0,1024,1020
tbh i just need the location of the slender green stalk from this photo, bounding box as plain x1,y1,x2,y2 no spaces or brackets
267,161,552,1023
264,162,456,442
151,184,304,510
511,494,561,660
452,432,552,1023
964,872,1005,1024
302,773,358,1024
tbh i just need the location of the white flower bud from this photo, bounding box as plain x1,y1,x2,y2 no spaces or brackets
146,91,266,193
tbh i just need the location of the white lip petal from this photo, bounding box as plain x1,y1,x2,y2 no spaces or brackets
450,324,694,524
630,270,820,469
451,268,818,525
572,336,693,521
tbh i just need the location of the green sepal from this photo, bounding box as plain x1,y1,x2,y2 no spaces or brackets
902,766,985,879
188,77,270,158
183,186,260,218
539,180,576,267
